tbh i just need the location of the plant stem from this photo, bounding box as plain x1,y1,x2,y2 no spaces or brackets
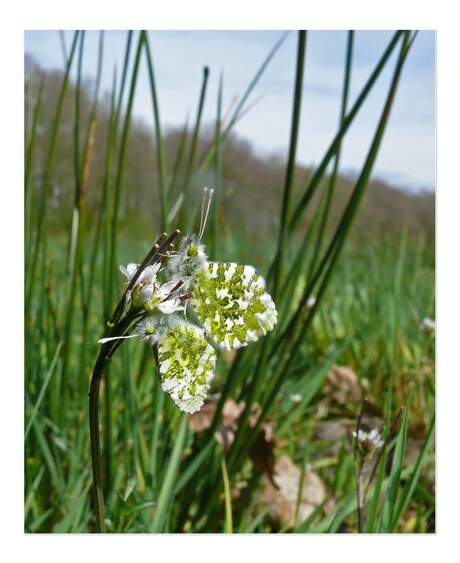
143,31,168,231
88,312,140,532
272,30,307,300
356,460,365,532
179,66,210,230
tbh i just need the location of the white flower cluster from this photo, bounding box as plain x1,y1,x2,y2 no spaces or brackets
290,393,302,405
352,428,384,450
98,262,184,347
120,262,185,316
419,317,435,333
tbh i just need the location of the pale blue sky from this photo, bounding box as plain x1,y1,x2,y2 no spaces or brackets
25,30,435,191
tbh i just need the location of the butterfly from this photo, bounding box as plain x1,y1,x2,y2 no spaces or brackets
166,187,278,350
100,188,277,414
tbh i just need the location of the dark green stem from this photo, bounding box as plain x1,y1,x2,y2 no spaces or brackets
88,311,141,532
272,30,307,300
179,66,210,230
143,31,168,231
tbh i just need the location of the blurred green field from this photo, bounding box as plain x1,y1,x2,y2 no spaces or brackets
25,30,435,533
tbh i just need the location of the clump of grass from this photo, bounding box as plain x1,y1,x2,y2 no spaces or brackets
24,30,434,533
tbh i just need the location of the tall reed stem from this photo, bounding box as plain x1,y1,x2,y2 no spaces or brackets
89,312,139,532
179,66,210,230
272,30,307,300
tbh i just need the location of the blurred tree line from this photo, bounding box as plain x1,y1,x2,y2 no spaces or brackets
25,55,434,244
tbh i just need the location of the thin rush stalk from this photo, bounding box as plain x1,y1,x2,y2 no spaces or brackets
231,31,414,475
143,31,168,231
196,32,289,175
215,31,306,463
266,31,403,285
25,76,44,266
307,30,354,280
102,69,119,321
27,31,80,307
89,311,141,532
61,121,96,407
168,117,189,196
211,73,223,258
107,31,144,312
179,66,210,230
272,30,307,300
89,232,179,531
229,30,307,458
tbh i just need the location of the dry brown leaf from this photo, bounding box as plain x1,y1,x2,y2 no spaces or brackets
188,396,244,450
189,399,278,484
324,365,362,404
261,455,326,529
188,400,217,433
222,398,242,425
249,416,277,487
313,420,347,441
214,399,242,449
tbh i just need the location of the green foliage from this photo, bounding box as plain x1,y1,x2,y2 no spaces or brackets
25,30,434,534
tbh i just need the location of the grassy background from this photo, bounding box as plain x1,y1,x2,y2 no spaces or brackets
25,30,434,533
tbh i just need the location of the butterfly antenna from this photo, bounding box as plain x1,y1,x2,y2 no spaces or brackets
198,186,208,240
198,187,214,241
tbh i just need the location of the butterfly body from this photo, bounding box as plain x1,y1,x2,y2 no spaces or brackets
168,235,207,288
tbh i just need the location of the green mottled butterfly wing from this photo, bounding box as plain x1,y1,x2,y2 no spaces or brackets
158,321,216,414
191,262,277,349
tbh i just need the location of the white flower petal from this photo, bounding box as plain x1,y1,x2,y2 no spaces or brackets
158,299,185,315
119,263,139,281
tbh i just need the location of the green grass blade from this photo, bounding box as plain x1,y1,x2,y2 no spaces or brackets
173,439,215,495
272,30,307,299
294,501,327,533
25,341,62,440
221,455,233,533
150,414,188,532
307,30,354,279
197,31,289,174
25,75,44,263
167,116,189,198
142,31,168,231
288,31,403,234
365,445,388,532
391,413,435,530
179,66,210,230
24,466,45,521
107,30,143,311
149,371,166,495
381,404,409,531
266,31,403,288
102,68,119,321
210,72,223,258
27,30,80,306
